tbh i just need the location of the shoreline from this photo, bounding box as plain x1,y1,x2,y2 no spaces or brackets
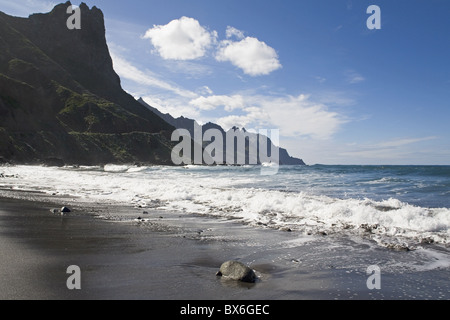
0,190,449,300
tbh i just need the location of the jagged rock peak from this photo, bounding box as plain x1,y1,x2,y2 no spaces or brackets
28,2,105,29
13,1,121,99
29,2,102,17
0,4,175,165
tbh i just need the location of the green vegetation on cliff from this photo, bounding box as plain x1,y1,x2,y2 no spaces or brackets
0,2,175,165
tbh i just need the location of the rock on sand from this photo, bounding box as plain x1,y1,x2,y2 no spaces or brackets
216,260,257,283
50,207,71,214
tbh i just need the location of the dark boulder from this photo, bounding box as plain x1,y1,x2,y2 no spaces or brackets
216,261,257,283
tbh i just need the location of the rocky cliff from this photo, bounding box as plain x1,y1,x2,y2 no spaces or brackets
138,98,305,165
0,2,175,165
0,2,305,167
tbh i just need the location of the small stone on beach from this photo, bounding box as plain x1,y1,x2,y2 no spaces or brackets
51,207,71,215
216,260,257,283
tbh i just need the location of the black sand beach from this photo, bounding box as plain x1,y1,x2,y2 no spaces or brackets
0,191,449,301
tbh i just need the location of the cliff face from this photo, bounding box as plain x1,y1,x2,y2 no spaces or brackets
0,2,175,165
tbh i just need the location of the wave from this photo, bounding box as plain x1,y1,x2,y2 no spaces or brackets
103,164,132,173
1,165,449,248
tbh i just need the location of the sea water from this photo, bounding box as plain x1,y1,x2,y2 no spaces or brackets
2,163,450,299
1,164,449,247
2,164,450,298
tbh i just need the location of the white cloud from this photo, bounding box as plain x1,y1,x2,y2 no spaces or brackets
141,96,200,120
345,70,365,84
216,37,282,76
190,93,344,139
196,86,214,96
225,26,245,40
215,106,269,130
141,18,280,77
216,115,252,130
254,94,344,139
142,16,217,60
110,51,197,99
0,0,56,17
190,94,245,111
109,48,205,119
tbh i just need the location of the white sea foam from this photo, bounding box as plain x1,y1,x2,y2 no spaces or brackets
1,165,449,247
103,164,132,173
413,248,450,271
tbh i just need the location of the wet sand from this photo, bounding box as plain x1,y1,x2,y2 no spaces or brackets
0,192,449,301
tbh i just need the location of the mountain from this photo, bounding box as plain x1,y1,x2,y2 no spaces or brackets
138,98,306,165
0,2,175,165
0,2,305,167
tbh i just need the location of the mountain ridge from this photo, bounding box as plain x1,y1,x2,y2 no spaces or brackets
0,2,175,165
138,98,306,165
0,2,305,166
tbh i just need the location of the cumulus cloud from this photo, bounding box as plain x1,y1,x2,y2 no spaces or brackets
189,93,344,139
225,26,245,40
216,37,282,76
215,106,269,130
142,18,281,76
221,26,282,76
143,16,217,60
216,115,252,130
256,94,344,139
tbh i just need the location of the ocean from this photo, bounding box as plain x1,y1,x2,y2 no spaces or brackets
1,164,449,250
2,163,450,299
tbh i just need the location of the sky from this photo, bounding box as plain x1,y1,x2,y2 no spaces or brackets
1,0,450,165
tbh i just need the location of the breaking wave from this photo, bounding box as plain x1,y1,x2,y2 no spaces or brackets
1,164,449,248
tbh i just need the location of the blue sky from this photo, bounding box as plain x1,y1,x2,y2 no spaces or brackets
2,0,450,165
